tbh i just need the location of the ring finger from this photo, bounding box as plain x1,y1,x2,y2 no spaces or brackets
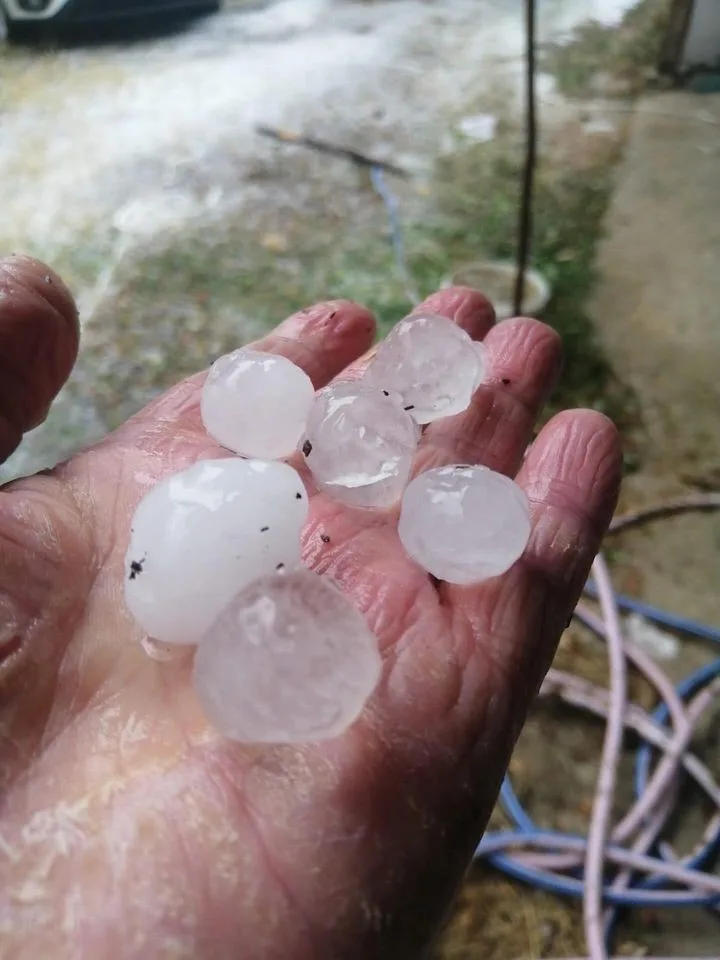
415,315,562,479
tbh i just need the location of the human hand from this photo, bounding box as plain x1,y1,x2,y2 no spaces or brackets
0,255,621,960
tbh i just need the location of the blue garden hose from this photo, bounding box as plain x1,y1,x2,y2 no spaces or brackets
473,590,720,936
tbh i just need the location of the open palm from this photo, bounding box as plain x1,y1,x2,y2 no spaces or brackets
0,256,621,960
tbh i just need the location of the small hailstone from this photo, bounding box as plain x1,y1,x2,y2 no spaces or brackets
124,458,308,646
201,348,315,460
365,313,486,424
193,568,382,743
300,381,420,509
398,465,531,584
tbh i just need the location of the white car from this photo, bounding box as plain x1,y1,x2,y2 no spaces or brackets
1,0,220,43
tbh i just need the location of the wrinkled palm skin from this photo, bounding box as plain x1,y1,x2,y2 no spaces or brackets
0,256,621,960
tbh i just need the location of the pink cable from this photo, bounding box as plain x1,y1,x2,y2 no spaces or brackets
520,671,720,873
574,604,699,922
608,680,719,902
575,604,688,734
526,603,696,875
576,604,691,837
480,492,720,960
583,553,628,960
501,668,720,956
606,491,720,935
479,833,720,894
537,670,720,806
518,669,720,949
502,669,720,951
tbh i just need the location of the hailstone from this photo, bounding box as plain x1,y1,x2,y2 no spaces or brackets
365,312,486,424
193,568,383,743
398,464,531,584
300,381,420,509
124,458,309,646
201,348,315,460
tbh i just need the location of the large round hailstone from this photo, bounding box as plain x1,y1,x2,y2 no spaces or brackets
124,458,309,646
398,465,531,584
193,569,383,743
365,313,487,424
300,381,420,509
201,348,315,460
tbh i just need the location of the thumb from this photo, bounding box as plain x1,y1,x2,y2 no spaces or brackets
0,256,80,464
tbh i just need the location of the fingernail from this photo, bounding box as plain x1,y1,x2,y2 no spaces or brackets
414,287,496,339
274,302,336,338
278,300,371,341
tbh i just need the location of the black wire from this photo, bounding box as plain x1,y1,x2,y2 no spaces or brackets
255,126,409,178
513,0,537,316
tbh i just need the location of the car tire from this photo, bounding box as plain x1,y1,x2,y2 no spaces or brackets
3,15,42,45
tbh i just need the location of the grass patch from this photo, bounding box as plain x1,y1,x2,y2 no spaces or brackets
542,0,671,98
408,142,636,428
80,137,635,437
73,171,417,428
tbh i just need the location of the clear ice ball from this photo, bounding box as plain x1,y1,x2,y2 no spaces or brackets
365,312,487,424
201,348,315,460
193,568,383,743
398,465,531,584
124,458,309,646
300,381,420,509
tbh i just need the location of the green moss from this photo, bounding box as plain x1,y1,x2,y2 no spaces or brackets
543,0,671,98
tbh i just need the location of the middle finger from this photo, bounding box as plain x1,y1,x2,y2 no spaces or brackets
415,316,562,479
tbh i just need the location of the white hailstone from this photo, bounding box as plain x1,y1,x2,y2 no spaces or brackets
365,312,486,424
124,458,309,646
201,348,315,460
300,381,420,509
193,568,383,743
398,465,531,584
474,341,489,389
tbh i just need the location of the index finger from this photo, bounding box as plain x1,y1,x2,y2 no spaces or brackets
102,298,378,448
348,286,496,377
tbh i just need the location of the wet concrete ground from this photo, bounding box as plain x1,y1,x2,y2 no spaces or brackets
592,90,720,631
